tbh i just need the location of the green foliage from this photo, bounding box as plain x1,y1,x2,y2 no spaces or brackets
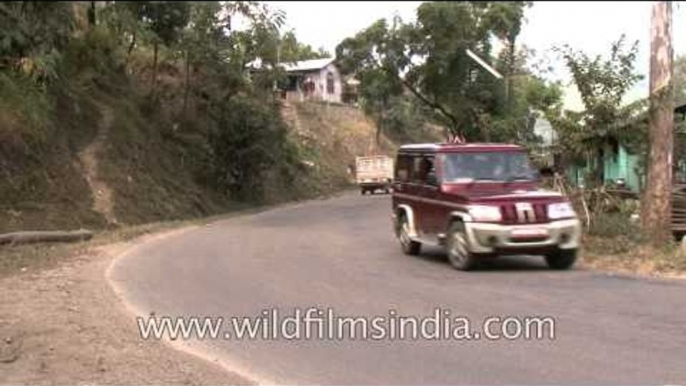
551,35,644,184
675,55,686,106
278,30,329,63
336,2,559,144
63,25,120,80
223,1,285,67
0,2,74,85
379,96,438,142
132,1,191,47
557,35,642,115
208,96,298,201
0,72,52,143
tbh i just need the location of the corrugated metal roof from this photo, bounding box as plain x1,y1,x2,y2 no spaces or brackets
282,58,335,72
399,143,524,153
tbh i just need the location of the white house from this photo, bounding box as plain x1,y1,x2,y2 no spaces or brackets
281,58,343,103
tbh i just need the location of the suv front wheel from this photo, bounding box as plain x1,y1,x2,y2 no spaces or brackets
446,221,477,271
545,249,578,270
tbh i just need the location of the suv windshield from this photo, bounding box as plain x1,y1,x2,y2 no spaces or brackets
441,151,537,182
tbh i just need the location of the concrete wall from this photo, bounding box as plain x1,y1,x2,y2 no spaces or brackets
316,63,342,103
285,63,342,103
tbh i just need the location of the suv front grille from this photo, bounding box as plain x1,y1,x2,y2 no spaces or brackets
500,203,548,224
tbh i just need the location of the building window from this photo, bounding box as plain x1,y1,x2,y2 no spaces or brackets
326,72,334,94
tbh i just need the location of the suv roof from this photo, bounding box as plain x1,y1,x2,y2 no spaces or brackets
398,142,524,153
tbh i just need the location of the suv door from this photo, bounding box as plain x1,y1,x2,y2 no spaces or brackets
392,153,414,216
393,153,427,235
416,154,443,237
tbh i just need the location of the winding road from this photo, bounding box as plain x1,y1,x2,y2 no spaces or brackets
108,192,686,385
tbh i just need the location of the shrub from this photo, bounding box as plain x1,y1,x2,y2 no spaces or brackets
209,95,301,202
0,72,52,146
62,25,120,80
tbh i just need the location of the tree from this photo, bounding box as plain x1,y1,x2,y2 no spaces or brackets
178,1,229,114
552,35,644,186
88,1,96,28
336,2,534,140
487,1,532,111
175,1,286,112
100,1,154,71
337,2,558,144
222,2,284,70
641,1,674,245
134,1,191,95
278,30,329,63
489,46,563,146
0,2,75,85
357,68,404,145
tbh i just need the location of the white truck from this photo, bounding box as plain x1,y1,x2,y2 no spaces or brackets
355,155,394,195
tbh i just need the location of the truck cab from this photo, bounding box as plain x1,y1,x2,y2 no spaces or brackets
391,143,581,271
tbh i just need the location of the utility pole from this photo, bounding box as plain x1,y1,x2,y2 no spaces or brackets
641,1,674,245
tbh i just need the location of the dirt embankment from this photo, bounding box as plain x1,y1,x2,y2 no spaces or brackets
77,103,117,226
0,227,253,385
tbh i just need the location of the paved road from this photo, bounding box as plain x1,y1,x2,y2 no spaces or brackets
109,192,686,385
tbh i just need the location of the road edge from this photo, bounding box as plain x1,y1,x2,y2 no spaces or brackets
102,196,336,385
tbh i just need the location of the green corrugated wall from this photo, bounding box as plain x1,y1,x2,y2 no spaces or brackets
565,144,641,192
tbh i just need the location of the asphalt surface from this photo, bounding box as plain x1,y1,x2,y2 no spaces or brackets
109,192,686,385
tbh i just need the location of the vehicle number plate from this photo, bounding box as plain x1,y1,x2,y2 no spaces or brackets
511,228,548,237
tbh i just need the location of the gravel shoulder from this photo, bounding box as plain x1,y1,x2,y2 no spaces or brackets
0,226,254,385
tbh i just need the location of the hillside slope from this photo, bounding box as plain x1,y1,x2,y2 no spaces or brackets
0,76,438,234
269,101,399,201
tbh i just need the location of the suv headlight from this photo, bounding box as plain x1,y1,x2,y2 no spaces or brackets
547,202,576,220
467,205,502,222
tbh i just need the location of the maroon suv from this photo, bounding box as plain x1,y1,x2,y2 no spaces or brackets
391,142,581,271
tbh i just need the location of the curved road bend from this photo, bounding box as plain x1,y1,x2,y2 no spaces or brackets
108,192,686,385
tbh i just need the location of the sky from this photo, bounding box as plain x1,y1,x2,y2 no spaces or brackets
264,1,685,111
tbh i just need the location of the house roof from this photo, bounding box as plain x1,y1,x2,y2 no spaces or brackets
245,57,337,74
399,143,524,153
282,58,335,72
245,58,273,70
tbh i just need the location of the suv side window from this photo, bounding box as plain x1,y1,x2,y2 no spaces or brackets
411,155,424,184
412,154,435,185
395,154,412,182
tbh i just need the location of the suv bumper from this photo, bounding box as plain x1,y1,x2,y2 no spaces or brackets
464,219,581,254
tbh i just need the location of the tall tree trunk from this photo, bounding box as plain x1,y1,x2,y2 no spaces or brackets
151,41,159,97
375,98,389,148
183,50,191,117
87,1,96,27
125,31,136,71
641,1,674,245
